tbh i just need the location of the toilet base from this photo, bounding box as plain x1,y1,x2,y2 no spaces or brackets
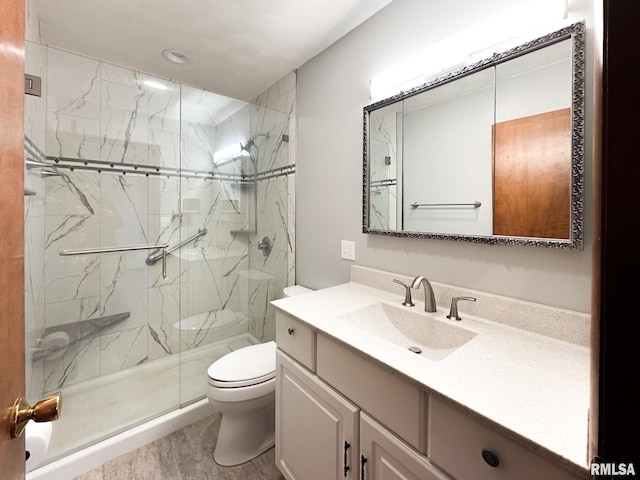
213,403,275,466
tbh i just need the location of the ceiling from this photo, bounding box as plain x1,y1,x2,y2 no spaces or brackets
31,0,393,102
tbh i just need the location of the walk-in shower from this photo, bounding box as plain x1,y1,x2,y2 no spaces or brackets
23,42,296,469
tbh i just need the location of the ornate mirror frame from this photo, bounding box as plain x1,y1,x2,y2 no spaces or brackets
362,21,585,249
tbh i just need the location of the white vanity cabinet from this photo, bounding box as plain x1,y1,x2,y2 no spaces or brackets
360,412,449,480
274,310,587,480
275,310,445,480
276,349,446,480
275,311,315,370
428,397,584,480
276,350,358,480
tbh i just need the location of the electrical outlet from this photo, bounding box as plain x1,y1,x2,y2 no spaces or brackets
341,240,355,261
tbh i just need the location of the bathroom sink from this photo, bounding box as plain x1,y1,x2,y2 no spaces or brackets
338,302,477,361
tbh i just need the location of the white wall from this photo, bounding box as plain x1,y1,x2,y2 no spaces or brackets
296,0,598,312
403,82,494,234
402,53,572,235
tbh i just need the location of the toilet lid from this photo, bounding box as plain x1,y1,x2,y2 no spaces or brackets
207,341,276,387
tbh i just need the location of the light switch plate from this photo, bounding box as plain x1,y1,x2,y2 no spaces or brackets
341,240,355,261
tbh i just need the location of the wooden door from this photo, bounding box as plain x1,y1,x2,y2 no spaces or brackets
493,108,571,239
275,350,359,480
0,0,26,478
597,0,640,465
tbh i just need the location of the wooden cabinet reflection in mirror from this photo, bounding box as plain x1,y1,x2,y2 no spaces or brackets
492,108,571,239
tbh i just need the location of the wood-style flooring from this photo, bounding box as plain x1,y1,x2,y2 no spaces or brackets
74,414,285,480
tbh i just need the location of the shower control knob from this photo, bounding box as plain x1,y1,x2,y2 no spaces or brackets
287,328,294,335
10,392,62,438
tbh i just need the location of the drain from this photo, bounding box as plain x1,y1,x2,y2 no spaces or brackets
408,346,422,354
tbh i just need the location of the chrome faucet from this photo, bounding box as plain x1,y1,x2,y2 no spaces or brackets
411,276,437,313
393,279,415,307
447,296,476,321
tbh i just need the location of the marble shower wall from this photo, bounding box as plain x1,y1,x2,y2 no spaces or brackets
23,44,293,399
200,71,296,344
369,110,398,230
247,71,296,342
38,49,188,395
177,86,251,352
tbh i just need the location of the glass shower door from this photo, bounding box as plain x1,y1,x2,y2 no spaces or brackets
24,40,296,468
177,86,254,405
24,45,184,465
177,88,293,405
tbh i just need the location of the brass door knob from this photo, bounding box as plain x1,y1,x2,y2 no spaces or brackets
9,392,62,438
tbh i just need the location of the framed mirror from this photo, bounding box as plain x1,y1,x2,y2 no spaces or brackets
363,22,585,249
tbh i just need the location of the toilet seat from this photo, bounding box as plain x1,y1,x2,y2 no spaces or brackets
208,341,276,388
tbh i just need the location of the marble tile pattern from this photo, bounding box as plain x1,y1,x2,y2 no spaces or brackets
24,44,296,405
245,71,296,343
368,110,397,230
72,414,284,480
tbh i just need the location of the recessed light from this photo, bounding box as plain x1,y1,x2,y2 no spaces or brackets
162,49,191,65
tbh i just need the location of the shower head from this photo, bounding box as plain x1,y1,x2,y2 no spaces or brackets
241,140,254,152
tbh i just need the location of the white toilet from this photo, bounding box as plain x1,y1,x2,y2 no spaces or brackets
206,284,312,466
207,340,277,466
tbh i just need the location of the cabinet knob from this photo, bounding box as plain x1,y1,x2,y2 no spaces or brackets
481,449,500,468
287,328,294,335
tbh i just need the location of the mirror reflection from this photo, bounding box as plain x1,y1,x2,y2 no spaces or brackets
364,22,584,249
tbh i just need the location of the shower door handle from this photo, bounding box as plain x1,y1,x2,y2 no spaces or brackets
9,392,62,438
60,243,169,279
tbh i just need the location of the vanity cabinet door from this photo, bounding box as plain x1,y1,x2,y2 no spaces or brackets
316,333,426,452
276,350,359,480
360,413,450,480
428,397,584,480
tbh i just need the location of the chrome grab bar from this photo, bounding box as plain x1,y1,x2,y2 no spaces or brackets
60,244,169,255
25,158,50,169
23,136,60,177
60,243,169,279
145,227,207,266
410,201,481,209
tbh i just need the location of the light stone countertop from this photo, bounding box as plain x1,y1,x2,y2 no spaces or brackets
271,268,590,477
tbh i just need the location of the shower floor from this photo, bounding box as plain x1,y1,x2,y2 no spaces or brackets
42,332,260,466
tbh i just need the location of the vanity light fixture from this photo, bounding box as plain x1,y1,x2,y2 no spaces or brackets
369,0,568,100
161,49,192,65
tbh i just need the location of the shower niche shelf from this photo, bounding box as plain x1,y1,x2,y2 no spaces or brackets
32,312,130,362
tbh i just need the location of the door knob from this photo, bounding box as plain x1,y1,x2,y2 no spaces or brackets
9,392,62,438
